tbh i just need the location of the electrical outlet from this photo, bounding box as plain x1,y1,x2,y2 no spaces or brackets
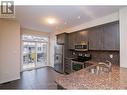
109,54,113,59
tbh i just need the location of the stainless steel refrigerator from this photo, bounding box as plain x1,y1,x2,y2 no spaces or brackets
54,44,64,73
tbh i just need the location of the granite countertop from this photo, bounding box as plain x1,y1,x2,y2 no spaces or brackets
55,61,127,89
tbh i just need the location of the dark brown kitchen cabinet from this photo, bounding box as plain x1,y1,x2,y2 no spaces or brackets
88,26,103,50
68,30,88,49
68,32,76,49
103,22,119,50
77,30,88,44
68,21,119,51
56,33,68,45
64,58,72,74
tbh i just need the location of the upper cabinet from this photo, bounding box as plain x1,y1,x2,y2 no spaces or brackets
58,21,119,51
88,21,119,51
103,22,119,50
56,33,68,45
88,26,103,50
68,30,88,49
77,31,88,44
68,32,76,49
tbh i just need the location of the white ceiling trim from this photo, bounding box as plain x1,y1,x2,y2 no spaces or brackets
56,12,119,34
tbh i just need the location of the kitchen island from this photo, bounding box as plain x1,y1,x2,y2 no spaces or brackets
55,61,127,89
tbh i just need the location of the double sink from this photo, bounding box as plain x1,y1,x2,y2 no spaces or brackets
86,61,112,75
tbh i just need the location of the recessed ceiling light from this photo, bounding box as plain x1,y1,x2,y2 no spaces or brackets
46,17,57,25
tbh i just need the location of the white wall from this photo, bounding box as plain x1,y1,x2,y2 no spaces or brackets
49,32,56,67
21,28,50,37
119,7,127,68
0,19,20,84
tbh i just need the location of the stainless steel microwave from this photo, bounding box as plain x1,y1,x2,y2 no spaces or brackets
75,42,88,51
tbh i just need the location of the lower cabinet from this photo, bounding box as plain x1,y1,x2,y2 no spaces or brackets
64,58,72,74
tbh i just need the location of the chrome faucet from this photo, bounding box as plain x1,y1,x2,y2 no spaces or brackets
98,60,112,71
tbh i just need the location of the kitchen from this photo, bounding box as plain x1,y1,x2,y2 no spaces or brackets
1,5,127,90
1,2,127,95
54,20,125,89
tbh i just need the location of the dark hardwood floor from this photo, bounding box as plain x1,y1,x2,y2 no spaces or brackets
0,67,60,90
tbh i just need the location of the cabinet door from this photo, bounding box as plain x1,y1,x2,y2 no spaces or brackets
75,32,80,44
77,30,88,44
103,22,119,50
88,26,103,50
68,33,76,49
57,33,65,44
64,59,72,74
68,31,88,49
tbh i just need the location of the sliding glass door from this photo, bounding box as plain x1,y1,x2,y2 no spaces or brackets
22,35,48,71
36,42,48,67
23,42,36,70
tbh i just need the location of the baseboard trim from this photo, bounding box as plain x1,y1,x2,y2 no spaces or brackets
0,76,20,85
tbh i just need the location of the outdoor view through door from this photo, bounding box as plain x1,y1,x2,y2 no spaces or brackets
22,35,48,71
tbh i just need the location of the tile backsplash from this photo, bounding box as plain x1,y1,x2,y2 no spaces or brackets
69,50,120,64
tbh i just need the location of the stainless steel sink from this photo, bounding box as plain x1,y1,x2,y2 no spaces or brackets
86,64,110,75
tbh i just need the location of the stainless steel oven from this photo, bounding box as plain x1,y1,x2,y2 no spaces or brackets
71,54,92,72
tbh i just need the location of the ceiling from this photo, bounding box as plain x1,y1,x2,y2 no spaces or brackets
15,6,122,32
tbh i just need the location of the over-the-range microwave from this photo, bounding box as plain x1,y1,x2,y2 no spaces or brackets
74,42,88,51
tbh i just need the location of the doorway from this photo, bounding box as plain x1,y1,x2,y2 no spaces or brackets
22,35,49,71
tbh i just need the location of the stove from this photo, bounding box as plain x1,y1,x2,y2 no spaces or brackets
72,54,91,62
71,54,91,71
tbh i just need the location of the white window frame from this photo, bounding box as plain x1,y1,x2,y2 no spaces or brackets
21,35,49,72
